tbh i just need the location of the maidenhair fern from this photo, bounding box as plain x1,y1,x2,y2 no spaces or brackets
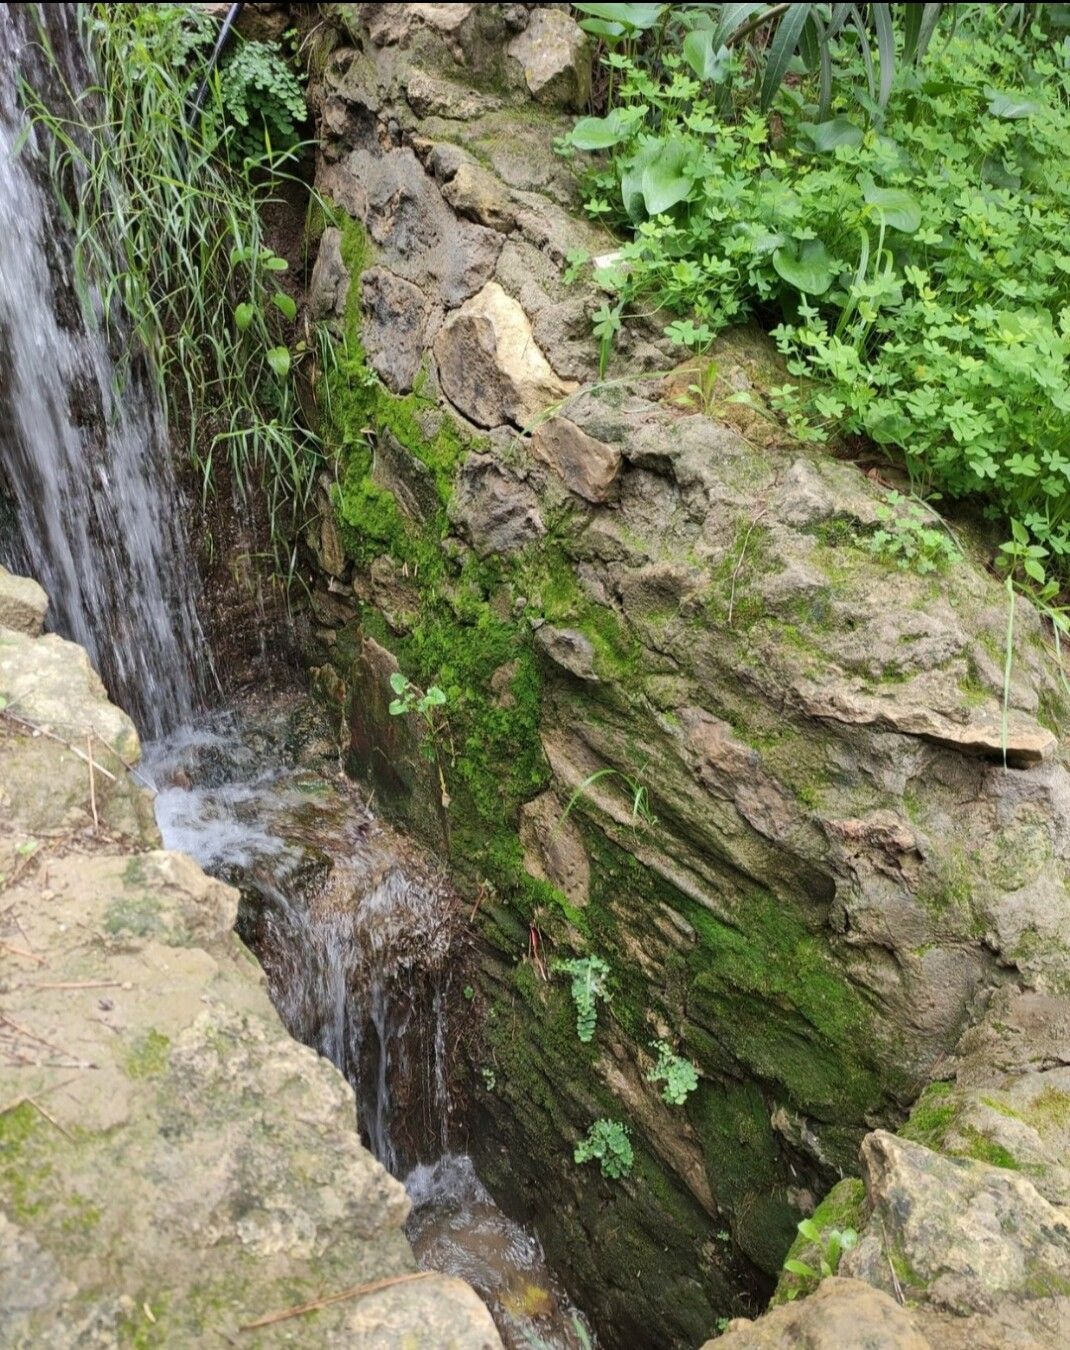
553,956,611,1043
574,1118,634,1180
647,1041,699,1106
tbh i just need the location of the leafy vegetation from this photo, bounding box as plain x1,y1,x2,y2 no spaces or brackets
564,4,1070,587
553,955,612,1042
22,4,317,559
574,1117,635,1179
868,492,962,574
782,1216,858,1296
647,1040,699,1105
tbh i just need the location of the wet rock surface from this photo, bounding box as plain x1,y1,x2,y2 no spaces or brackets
0,600,502,1347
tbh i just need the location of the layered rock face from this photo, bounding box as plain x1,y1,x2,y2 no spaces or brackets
0,566,500,1347
302,5,1070,1346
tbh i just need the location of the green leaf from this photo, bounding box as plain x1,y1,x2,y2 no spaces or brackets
682,29,731,83
871,2,895,108
714,2,766,46
639,136,692,215
389,672,409,694
423,685,448,707
863,183,922,233
272,291,297,320
761,3,810,112
784,1258,818,1278
572,3,666,31
388,699,407,716
773,239,832,294
798,117,863,151
233,302,254,331
263,254,289,272
570,107,635,150
266,345,291,379
797,1219,822,1244
985,87,1043,119
577,17,626,38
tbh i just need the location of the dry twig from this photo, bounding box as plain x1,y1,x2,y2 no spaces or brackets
238,1271,435,1331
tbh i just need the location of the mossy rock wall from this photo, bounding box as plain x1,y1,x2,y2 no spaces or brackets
300,7,1070,1346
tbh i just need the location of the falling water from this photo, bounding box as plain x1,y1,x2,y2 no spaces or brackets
0,4,210,736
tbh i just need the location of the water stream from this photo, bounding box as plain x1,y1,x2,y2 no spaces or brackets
0,3,211,736
143,700,593,1350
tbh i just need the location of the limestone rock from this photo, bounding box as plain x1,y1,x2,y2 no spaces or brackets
320,146,501,309
448,456,545,557
530,416,621,502
844,1132,1070,1337
362,266,441,393
535,625,600,683
0,563,47,635
434,281,576,429
0,607,499,1345
708,1277,930,1348
507,8,590,108
519,790,590,907
308,224,350,321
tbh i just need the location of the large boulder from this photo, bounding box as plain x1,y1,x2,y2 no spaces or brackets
0,575,502,1348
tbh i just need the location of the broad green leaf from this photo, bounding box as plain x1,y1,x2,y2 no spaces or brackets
266,345,291,379
272,291,297,320
713,2,765,45
682,29,730,83
578,17,625,38
263,254,289,272
572,3,665,30
986,87,1042,119
773,239,832,294
863,184,922,233
640,137,692,215
570,107,635,150
784,1258,818,1278
797,1219,822,1243
233,302,254,331
798,117,863,151
389,672,409,694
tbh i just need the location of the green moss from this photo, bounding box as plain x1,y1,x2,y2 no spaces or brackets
1025,1086,1070,1131
104,894,164,939
0,1101,51,1220
901,1080,956,1148
125,1029,171,1080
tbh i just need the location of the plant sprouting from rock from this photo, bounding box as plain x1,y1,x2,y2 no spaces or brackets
387,672,452,832
553,955,611,1043
783,1218,858,1298
574,1118,634,1180
647,1040,699,1106
868,493,961,575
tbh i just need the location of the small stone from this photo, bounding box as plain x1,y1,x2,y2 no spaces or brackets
530,416,621,503
361,266,439,393
434,281,575,429
535,626,600,684
0,565,48,636
307,226,349,322
507,9,591,108
706,1276,930,1348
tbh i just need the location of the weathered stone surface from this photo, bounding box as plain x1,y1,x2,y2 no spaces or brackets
530,415,621,502
361,266,441,392
519,789,590,907
0,592,500,1346
308,224,350,321
708,1277,931,1348
434,281,576,428
320,146,501,309
535,624,600,683
0,563,47,635
507,8,590,108
448,455,544,556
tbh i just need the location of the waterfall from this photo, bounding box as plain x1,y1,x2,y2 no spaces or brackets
0,3,210,737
